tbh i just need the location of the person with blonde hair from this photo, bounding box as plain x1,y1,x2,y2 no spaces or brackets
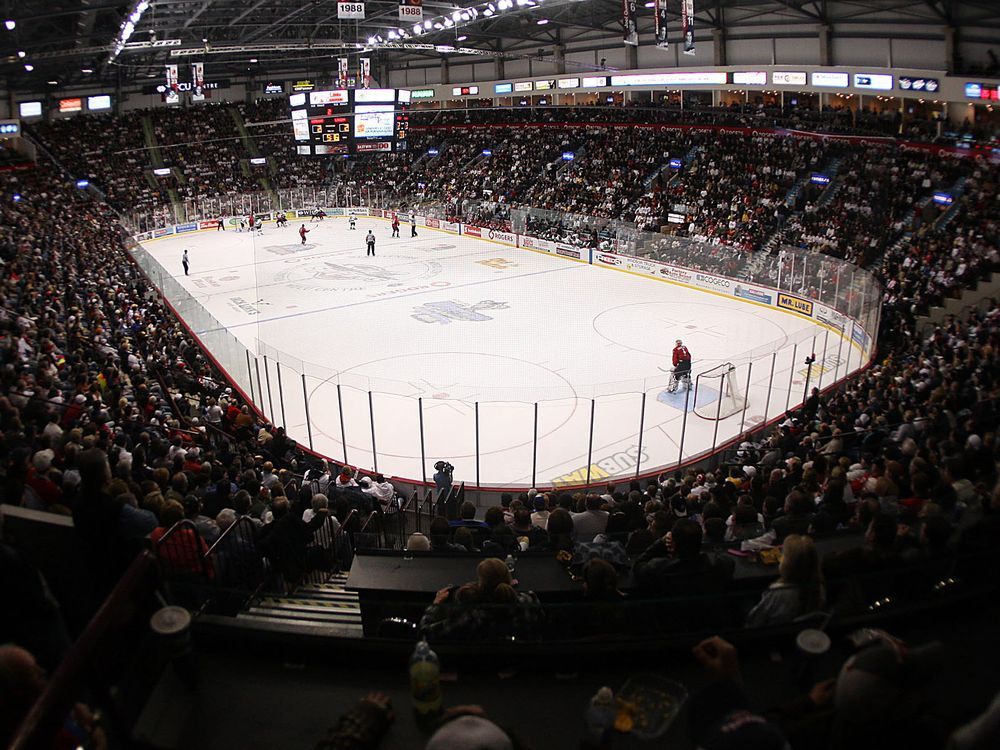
745,534,824,627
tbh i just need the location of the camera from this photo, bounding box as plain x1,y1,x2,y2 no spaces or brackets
434,460,454,474
804,355,816,366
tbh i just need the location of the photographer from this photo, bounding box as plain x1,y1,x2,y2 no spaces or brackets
433,460,454,497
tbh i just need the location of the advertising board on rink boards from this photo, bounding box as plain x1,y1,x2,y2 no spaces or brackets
776,293,815,317
519,235,555,253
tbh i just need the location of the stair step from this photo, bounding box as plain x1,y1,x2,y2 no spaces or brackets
246,604,361,621
256,598,359,610
234,613,364,637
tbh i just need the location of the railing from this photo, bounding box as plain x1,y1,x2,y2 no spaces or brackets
8,553,159,750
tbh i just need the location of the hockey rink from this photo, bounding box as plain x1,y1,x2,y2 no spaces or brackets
138,216,866,487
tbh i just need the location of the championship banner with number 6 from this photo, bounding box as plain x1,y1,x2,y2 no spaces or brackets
337,1,365,19
399,0,423,21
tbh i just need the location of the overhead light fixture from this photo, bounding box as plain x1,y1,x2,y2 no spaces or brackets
249,57,257,62
82,68,93,73
109,0,151,61
17,50,25,58
4,20,14,31
456,35,467,41
47,80,57,85
537,18,549,24
23,63,32,71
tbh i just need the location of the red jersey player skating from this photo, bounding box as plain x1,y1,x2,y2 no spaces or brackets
299,224,310,244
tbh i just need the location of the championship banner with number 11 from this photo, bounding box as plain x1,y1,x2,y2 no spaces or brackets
681,0,696,54
337,1,365,19
399,0,423,21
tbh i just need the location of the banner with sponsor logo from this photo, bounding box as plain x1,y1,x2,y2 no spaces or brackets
555,243,584,260
681,0,695,55
360,57,371,89
337,1,366,20
519,235,555,253
198,220,219,230
776,292,814,317
596,252,623,267
440,220,461,234
153,226,175,238
693,272,732,292
851,322,871,352
733,284,773,305
816,304,847,332
486,228,518,246
337,57,349,89
425,217,440,229
623,0,638,46
654,0,669,48
463,225,483,238
399,0,423,21
175,222,198,234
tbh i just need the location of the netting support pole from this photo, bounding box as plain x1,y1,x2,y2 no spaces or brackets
739,362,753,435
418,397,427,484
253,359,263,414
301,374,313,451
586,399,596,487
803,334,817,403
785,343,798,413
678,382,692,468
817,329,831,390
763,352,777,429
263,356,275,424
475,402,481,491
337,384,347,465
369,391,378,474
246,351,255,404
711,372,724,452
531,402,539,489
276,362,287,429
635,392,647,480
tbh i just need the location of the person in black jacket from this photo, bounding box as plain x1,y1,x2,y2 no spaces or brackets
256,496,329,587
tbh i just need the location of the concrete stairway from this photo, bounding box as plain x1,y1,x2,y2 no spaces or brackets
235,571,363,637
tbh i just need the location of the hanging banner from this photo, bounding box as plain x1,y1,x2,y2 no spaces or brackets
360,57,371,89
337,1,366,19
337,57,349,89
623,0,638,46
165,64,179,91
191,62,205,95
681,0,695,55
654,0,669,48
399,0,423,21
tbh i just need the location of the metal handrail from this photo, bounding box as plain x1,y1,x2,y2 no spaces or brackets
359,510,379,534
204,515,258,559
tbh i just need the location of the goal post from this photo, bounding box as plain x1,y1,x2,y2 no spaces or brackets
693,362,748,420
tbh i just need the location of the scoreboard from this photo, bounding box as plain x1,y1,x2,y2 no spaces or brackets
290,88,410,155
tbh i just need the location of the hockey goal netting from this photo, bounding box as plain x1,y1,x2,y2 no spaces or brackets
693,362,748,420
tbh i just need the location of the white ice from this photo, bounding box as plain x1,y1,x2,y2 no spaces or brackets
140,216,863,488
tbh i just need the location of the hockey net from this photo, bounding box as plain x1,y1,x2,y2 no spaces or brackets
693,362,748,420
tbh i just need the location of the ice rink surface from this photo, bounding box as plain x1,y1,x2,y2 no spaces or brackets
142,217,858,487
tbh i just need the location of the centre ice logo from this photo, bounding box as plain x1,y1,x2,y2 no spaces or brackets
272,257,441,293
264,243,316,256
411,300,509,325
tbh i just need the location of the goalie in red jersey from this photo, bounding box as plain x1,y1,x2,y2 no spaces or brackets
668,339,692,392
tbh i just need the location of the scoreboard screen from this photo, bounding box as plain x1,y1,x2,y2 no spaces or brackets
291,88,409,155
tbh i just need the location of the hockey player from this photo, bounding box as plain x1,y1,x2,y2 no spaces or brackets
182,249,190,276
365,230,376,257
391,213,400,238
349,215,357,230
299,224,310,245
248,213,255,232
275,213,287,228
670,339,692,391
410,214,417,237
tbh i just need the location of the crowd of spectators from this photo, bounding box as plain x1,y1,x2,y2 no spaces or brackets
1,97,998,747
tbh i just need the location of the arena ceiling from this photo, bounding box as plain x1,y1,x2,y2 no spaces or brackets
1,1,998,91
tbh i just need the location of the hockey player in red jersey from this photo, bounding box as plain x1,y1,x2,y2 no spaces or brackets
299,224,310,244
669,340,692,392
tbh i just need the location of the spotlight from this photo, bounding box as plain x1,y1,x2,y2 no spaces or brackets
4,19,14,31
